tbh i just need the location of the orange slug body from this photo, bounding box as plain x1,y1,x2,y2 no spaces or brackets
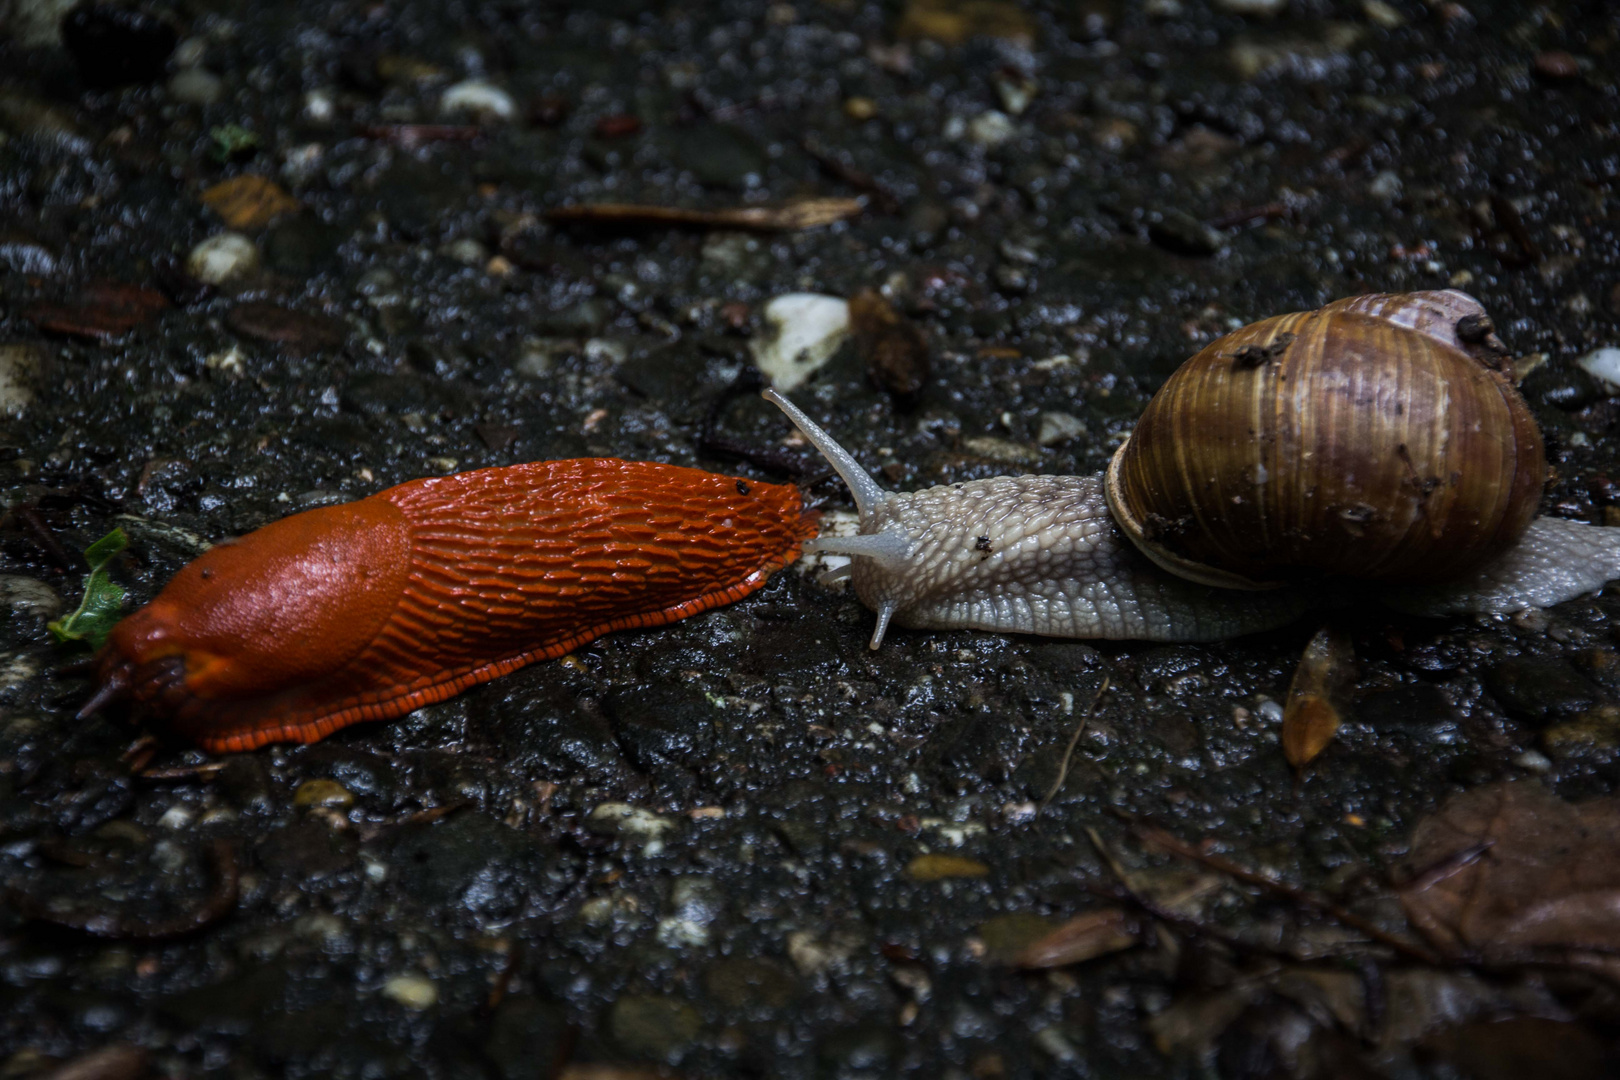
93,459,817,753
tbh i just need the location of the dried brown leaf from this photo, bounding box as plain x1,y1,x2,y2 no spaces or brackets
22,281,169,341
1013,907,1140,968
200,175,301,230
905,854,989,881
1398,781,1620,980
225,302,348,352
35,1044,148,1080
849,288,930,405
897,0,1035,46
546,197,861,233
1281,624,1353,768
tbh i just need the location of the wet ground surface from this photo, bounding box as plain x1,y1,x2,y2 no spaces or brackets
3,0,1620,1077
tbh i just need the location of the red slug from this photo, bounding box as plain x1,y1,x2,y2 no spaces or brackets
84,459,816,753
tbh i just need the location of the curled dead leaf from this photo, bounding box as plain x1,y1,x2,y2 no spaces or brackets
1281,624,1354,768
1398,781,1620,981
1013,907,1140,968
200,175,301,230
849,288,930,406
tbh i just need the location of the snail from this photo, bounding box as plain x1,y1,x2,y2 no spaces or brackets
81,459,815,752
764,291,1620,646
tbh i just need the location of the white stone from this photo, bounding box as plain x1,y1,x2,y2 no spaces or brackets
590,802,677,850
302,89,336,123
0,344,41,418
966,110,1017,148
381,973,438,1010
186,232,259,285
440,79,515,120
1362,0,1404,27
1037,411,1086,446
205,345,247,379
168,69,224,106
1368,169,1402,201
1577,346,1620,389
0,576,62,619
750,293,851,391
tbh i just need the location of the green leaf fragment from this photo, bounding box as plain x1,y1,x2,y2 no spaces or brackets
208,123,259,163
48,528,129,650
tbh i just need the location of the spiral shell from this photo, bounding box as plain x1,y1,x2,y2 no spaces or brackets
1104,291,1545,589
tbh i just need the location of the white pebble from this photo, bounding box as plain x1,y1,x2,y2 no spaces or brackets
966,110,1016,148
750,293,851,391
590,802,677,848
158,805,193,830
440,79,515,120
1037,411,1087,446
381,973,438,1010
0,344,42,419
168,69,224,106
205,345,247,379
1577,346,1620,389
1368,170,1402,201
303,89,336,123
1512,749,1553,773
0,576,63,619
186,232,260,285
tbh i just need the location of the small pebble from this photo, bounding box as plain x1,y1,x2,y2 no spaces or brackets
292,779,355,809
1512,749,1553,773
966,110,1016,148
589,803,677,854
750,293,852,392
1361,0,1404,27
0,344,43,419
441,79,515,120
439,237,488,265
0,232,59,275
844,96,877,121
381,973,438,1010
1368,170,1403,201
992,71,1037,116
303,89,336,123
186,232,259,285
168,68,224,106
1037,411,1086,446
0,576,63,619
1576,347,1620,389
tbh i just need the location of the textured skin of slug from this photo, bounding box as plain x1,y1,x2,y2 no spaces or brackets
95,460,817,753
852,474,1310,641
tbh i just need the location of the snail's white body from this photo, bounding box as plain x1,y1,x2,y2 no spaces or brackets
764,390,1620,647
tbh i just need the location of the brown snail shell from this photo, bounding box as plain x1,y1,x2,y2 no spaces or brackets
1104,291,1545,589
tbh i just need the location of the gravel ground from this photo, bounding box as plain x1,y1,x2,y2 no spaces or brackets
2,1,1619,1077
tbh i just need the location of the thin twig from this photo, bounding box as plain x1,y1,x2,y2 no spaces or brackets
1132,823,1443,966
6,838,239,940
1395,840,1494,893
1039,678,1109,814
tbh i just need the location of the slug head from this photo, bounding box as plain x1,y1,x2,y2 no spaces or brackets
90,500,413,719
